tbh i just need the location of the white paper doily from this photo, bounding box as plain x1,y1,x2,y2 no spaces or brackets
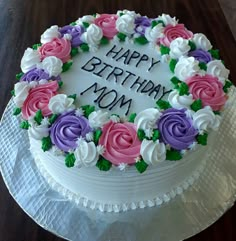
0,89,236,241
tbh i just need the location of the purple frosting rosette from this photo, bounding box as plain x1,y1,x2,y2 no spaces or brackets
157,108,198,150
59,25,85,47
50,111,92,152
134,16,151,35
20,68,61,82
188,49,212,63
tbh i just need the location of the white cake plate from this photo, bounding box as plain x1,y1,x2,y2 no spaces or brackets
1,89,236,241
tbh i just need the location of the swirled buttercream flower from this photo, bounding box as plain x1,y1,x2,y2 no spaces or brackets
168,90,194,109
98,121,141,165
59,25,84,47
20,68,53,82
157,108,198,150
13,82,31,107
159,24,193,47
116,14,135,35
50,111,92,152
157,14,178,26
134,16,151,36
169,37,191,59
39,38,71,63
38,56,63,77
20,48,41,73
88,110,109,128
94,14,118,39
186,74,227,111
145,24,164,43
192,33,212,51
188,49,212,63
21,81,58,119
40,25,60,44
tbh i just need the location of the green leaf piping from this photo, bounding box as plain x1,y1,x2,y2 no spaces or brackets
94,129,102,145
117,32,126,42
166,149,182,161
100,36,109,45
137,129,145,141
135,158,148,173
41,136,52,152
129,113,137,123
196,133,208,145
134,36,148,45
156,99,171,110
20,120,30,129
13,107,21,116
65,153,76,167
62,61,73,72
190,99,202,112
34,109,43,125
96,157,112,171
169,59,177,73
80,43,89,52
152,129,160,141
160,45,170,55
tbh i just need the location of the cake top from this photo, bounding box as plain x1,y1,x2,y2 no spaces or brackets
12,10,232,173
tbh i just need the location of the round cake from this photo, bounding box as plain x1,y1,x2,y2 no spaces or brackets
12,10,232,212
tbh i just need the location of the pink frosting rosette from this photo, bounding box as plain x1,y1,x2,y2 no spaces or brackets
160,24,193,47
186,74,227,111
22,81,58,119
94,14,118,39
98,121,141,165
39,38,71,63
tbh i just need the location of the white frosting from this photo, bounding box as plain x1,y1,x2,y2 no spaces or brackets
63,33,72,41
174,56,200,81
81,24,103,48
192,33,212,51
117,10,138,18
145,24,164,43
40,25,60,44
28,122,49,140
140,139,166,165
48,94,75,114
74,139,99,167
168,90,194,109
134,108,161,131
20,48,41,73
116,14,135,35
192,106,221,132
13,82,30,107
38,56,63,77
207,60,229,84
169,37,191,59
157,14,178,26
88,110,109,128
76,15,95,26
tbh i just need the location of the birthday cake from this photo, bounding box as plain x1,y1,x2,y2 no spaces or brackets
12,10,232,212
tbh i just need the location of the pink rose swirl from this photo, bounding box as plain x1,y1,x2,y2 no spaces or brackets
99,121,141,165
39,37,71,63
22,81,58,119
159,24,193,47
186,74,227,111
94,14,118,39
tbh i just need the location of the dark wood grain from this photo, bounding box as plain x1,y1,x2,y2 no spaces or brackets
0,0,235,240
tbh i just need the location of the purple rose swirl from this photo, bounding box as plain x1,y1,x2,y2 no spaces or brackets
134,16,151,35
20,68,61,82
59,25,85,47
188,49,212,63
157,108,198,150
50,111,92,152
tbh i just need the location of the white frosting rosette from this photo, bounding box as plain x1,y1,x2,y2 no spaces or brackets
207,60,229,84
117,10,138,18
81,24,103,50
174,56,200,81
40,25,60,44
140,139,166,165
169,37,191,59
74,139,99,167
116,14,135,35
28,122,49,140
134,108,161,137
192,106,221,132
13,82,31,107
37,56,63,77
145,24,164,43
48,94,75,114
157,13,178,26
20,48,41,73
88,110,109,128
168,90,194,109
76,15,95,26
192,33,212,51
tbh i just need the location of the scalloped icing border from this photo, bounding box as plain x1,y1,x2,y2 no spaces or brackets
32,150,206,212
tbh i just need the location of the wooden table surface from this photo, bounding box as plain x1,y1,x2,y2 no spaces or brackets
0,0,236,240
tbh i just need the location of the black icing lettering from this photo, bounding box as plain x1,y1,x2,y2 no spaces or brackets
116,49,130,64
81,56,101,72
98,90,118,108
136,54,149,67
157,87,172,101
106,45,123,59
121,71,136,86
148,58,160,72
130,77,147,92
140,80,155,93
149,84,162,99
80,82,107,103
106,67,124,83
93,62,112,77
126,51,141,65
109,95,132,115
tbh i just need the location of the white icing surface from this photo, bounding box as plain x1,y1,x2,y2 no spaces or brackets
62,41,173,116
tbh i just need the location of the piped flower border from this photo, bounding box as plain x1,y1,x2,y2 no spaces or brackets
12,10,232,173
